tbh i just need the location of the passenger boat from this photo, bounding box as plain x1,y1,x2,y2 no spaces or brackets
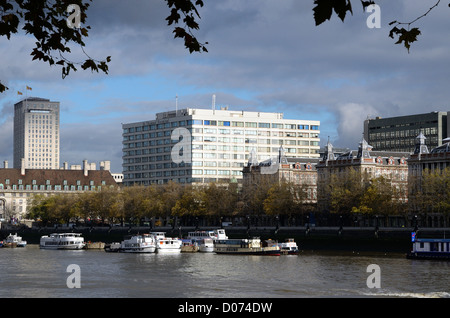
39,233,85,250
151,232,182,253
118,234,156,253
277,238,299,255
187,229,227,252
214,238,281,256
180,239,199,253
406,237,450,260
3,233,27,248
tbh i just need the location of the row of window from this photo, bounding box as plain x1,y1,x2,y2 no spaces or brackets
125,162,246,172
124,139,320,149
369,128,438,140
124,131,319,141
1,179,103,186
0,184,104,191
123,177,238,186
124,170,243,179
124,121,319,133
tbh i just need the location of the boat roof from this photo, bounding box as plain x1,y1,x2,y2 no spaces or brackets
415,238,450,243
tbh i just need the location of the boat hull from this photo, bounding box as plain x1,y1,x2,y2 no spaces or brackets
120,246,156,253
214,248,281,256
157,247,181,253
40,244,85,250
406,252,450,260
199,245,214,253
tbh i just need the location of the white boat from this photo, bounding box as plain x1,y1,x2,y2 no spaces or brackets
277,238,299,255
119,234,156,253
40,233,85,250
187,229,228,252
4,233,27,247
150,232,182,253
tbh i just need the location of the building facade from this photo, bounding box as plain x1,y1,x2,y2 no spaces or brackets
243,148,319,204
364,112,448,153
14,97,60,169
317,139,409,212
122,108,320,186
0,160,117,221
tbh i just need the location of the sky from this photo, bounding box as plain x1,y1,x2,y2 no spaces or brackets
1,0,450,173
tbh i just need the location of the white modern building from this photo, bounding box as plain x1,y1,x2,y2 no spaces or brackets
14,97,60,169
122,107,320,185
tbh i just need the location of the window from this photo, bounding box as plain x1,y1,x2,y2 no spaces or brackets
218,121,230,126
311,125,319,130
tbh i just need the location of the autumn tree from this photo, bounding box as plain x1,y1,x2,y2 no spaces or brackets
313,0,446,53
263,181,302,226
171,184,206,218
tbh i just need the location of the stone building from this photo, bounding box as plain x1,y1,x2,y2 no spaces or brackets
242,148,319,204
0,160,117,222
316,138,410,212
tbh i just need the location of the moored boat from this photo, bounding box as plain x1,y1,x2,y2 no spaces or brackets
40,233,85,250
117,234,156,253
187,229,227,252
214,238,281,256
151,232,182,253
104,242,121,252
180,239,199,253
277,238,299,255
3,233,27,248
406,237,450,260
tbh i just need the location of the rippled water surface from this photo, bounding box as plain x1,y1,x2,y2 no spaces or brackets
0,245,449,298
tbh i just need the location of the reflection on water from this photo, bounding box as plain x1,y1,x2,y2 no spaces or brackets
0,245,448,298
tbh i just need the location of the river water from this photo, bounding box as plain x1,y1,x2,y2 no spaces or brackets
0,245,449,298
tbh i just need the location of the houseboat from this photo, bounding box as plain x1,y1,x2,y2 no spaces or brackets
214,238,281,256
277,238,299,255
40,233,85,250
187,229,227,252
3,233,27,248
407,238,450,260
151,232,182,253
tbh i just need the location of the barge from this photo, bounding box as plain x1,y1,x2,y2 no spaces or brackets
214,238,281,256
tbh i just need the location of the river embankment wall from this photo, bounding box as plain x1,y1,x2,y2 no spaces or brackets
2,226,448,253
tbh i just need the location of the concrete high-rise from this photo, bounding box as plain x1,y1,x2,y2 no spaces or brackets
122,107,320,185
14,97,60,169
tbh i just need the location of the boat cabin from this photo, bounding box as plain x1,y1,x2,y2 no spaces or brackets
412,238,450,254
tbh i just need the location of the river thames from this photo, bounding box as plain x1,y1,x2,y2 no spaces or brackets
0,245,449,298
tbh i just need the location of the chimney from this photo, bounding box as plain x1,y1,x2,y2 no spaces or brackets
3,160,8,169
63,162,68,170
100,161,111,171
20,158,25,175
83,159,88,177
